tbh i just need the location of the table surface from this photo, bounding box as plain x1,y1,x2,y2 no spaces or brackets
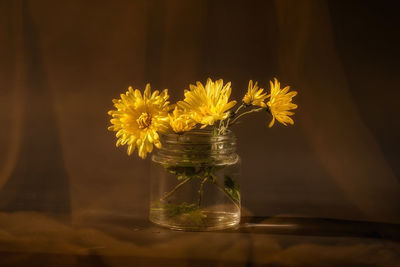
0,211,399,266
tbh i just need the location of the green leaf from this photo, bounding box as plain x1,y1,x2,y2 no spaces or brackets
164,202,197,217
224,175,240,203
156,202,207,225
164,165,199,180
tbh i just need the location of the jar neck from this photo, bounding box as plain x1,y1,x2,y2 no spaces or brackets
152,130,238,165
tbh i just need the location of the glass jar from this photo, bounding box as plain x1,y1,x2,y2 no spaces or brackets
150,130,241,231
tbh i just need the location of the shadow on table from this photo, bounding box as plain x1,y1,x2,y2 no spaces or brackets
237,216,400,241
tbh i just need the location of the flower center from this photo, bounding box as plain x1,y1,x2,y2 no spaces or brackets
137,112,152,129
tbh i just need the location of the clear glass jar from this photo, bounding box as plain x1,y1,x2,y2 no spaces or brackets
150,130,241,231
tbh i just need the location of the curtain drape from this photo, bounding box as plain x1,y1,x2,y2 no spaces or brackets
0,0,399,223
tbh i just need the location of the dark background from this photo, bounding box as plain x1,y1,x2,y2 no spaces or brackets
1,0,399,224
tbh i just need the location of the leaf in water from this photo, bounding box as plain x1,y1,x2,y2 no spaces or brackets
164,165,199,180
156,202,207,225
224,175,240,203
164,202,197,217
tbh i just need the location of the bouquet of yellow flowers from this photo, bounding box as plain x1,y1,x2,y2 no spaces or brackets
108,78,297,230
108,78,297,158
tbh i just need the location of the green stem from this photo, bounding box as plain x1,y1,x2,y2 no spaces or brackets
229,107,266,126
213,180,241,210
160,177,192,201
219,103,246,134
212,125,218,136
197,177,209,207
232,103,245,119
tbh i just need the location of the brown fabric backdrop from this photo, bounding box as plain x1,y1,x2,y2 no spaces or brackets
1,0,399,223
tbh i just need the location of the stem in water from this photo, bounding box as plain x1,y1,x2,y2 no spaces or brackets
160,177,192,201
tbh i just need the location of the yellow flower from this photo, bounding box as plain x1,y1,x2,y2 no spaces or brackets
267,78,298,128
108,84,170,159
242,80,268,107
169,107,197,133
177,78,237,128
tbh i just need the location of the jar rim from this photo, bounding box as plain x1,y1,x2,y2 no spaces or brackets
160,129,235,145
154,129,238,165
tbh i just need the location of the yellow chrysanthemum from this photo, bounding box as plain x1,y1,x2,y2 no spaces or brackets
242,80,268,107
108,84,170,159
267,78,298,128
169,107,197,133
177,78,237,128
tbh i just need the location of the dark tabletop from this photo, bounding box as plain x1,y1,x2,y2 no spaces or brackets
0,211,399,266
